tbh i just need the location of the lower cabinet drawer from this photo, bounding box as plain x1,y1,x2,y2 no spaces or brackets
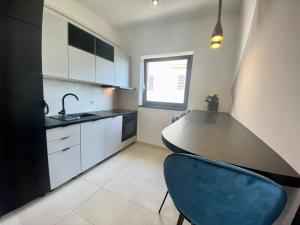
46,124,80,142
47,134,80,155
48,145,81,190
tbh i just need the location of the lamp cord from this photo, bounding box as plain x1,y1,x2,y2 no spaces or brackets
218,0,222,21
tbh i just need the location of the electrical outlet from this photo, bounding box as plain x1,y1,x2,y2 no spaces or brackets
90,100,95,105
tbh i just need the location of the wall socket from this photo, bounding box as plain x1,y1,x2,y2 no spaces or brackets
90,100,95,105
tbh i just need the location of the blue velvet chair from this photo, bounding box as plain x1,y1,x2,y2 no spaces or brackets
164,153,287,225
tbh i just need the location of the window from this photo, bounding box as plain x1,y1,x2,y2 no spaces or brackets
143,55,193,110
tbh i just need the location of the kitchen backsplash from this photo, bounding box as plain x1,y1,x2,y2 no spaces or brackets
43,78,118,116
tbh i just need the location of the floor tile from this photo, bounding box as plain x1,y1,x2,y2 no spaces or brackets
52,178,99,209
82,164,119,187
0,213,22,225
101,150,137,172
1,143,177,225
16,197,70,225
152,215,190,225
131,144,171,159
76,189,155,225
159,195,181,222
152,215,174,225
101,143,169,173
103,172,167,212
121,153,166,186
56,212,92,225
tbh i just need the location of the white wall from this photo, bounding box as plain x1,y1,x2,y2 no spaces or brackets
43,79,118,116
232,1,300,223
119,13,240,146
232,0,300,175
235,0,257,76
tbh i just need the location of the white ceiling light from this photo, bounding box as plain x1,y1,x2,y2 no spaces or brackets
152,0,159,7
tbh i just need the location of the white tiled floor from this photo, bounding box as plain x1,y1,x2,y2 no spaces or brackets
0,143,189,225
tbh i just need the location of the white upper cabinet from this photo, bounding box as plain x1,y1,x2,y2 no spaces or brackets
95,38,115,85
68,46,96,82
42,11,131,87
95,56,115,85
105,116,122,158
114,48,130,88
42,10,68,78
81,119,106,171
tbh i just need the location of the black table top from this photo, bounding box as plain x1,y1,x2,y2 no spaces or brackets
162,110,300,187
45,109,136,129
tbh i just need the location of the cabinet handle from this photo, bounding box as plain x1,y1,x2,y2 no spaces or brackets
61,147,70,152
60,136,69,140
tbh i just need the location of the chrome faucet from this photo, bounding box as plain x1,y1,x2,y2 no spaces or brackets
58,93,79,116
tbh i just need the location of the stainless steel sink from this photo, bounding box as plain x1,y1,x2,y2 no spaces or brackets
50,113,98,122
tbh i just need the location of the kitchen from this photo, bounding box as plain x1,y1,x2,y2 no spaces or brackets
42,10,138,189
0,0,300,225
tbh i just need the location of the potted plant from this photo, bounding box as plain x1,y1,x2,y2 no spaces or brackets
205,94,219,112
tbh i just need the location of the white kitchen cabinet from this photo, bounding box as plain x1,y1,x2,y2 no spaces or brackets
68,46,96,82
114,48,130,88
42,10,68,78
47,134,80,155
46,124,80,142
81,119,106,171
105,116,122,158
46,114,128,188
48,145,81,190
95,56,115,85
46,124,81,190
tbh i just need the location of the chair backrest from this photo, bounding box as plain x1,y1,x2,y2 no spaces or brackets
164,154,287,225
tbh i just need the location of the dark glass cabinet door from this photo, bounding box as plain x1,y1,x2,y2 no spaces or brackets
0,0,44,27
0,15,41,72
96,38,114,62
68,23,95,54
0,70,50,216
68,23,114,62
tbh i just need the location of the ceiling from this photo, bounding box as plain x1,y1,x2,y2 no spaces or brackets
74,0,243,28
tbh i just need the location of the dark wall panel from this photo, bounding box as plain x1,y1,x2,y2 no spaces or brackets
0,15,41,73
0,70,50,216
0,0,48,217
0,0,44,27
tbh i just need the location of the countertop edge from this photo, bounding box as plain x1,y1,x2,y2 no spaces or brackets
45,110,137,130
161,133,300,188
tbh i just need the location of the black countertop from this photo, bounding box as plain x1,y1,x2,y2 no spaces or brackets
162,110,300,187
45,109,136,129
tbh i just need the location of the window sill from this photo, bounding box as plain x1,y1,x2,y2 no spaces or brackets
138,105,186,111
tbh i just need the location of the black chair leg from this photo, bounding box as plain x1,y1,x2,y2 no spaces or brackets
158,191,169,214
176,213,185,225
